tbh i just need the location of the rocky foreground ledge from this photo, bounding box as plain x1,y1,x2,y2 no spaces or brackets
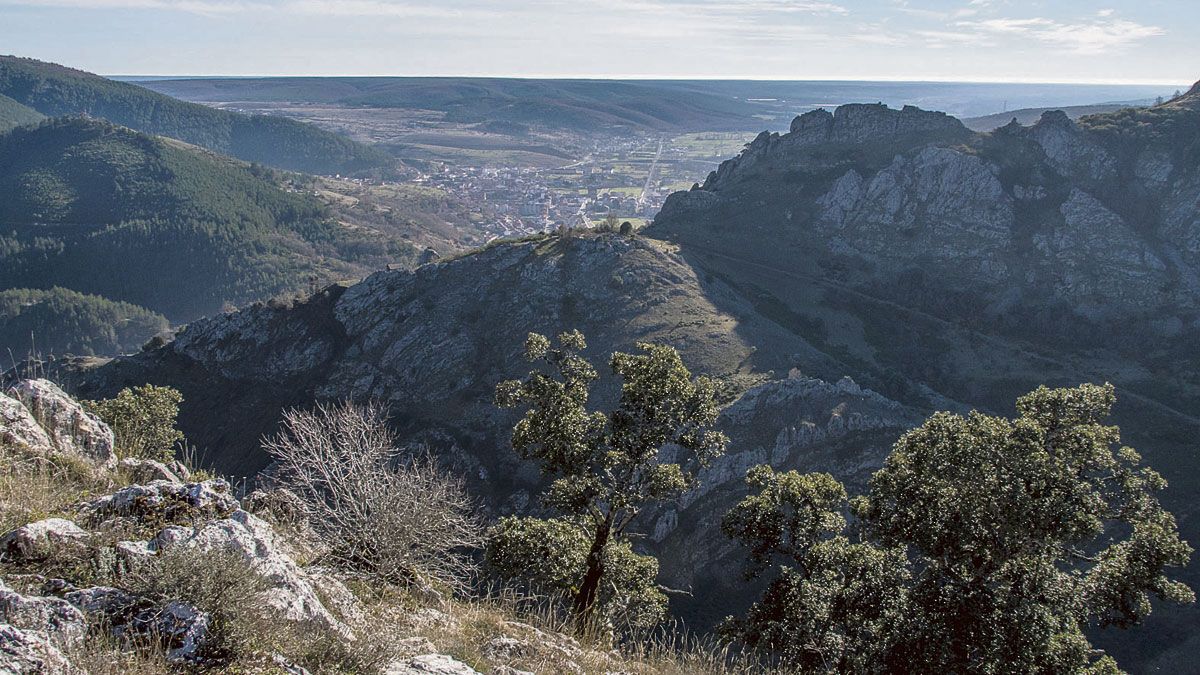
0,380,624,674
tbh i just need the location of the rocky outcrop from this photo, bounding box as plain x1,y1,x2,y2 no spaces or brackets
82,479,240,525
1,379,115,469
0,393,54,457
0,519,89,563
77,477,351,637
699,103,970,191
0,623,72,674
58,585,210,663
117,457,182,483
0,580,86,645
171,509,351,635
386,654,483,675
815,146,1013,280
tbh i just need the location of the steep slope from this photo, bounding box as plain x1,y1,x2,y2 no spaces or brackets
0,118,398,328
79,233,846,475
0,93,42,132
72,230,921,636
0,56,393,174
652,97,1200,409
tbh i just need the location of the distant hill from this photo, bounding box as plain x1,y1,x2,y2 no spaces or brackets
961,102,1149,131
0,56,393,174
136,76,1178,134
0,117,406,329
0,287,168,357
135,76,766,133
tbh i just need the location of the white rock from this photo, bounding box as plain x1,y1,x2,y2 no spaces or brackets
0,519,89,562
0,580,86,644
158,509,351,637
0,393,54,457
118,457,181,484
385,654,482,675
0,623,73,674
83,479,238,523
6,380,115,469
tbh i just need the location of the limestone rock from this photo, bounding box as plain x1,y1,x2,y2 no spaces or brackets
155,509,350,636
0,623,72,674
152,600,211,662
60,586,208,662
6,380,115,469
118,457,181,484
0,393,54,457
385,654,482,675
83,479,239,524
0,580,86,644
0,519,89,563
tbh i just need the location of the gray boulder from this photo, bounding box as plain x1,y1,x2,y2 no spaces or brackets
0,580,86,644
385,654,482,675
118,457,182,484
0,623,72,674
0,393,54,458
83,479,239,524
0,519,89,563
6,380,115,469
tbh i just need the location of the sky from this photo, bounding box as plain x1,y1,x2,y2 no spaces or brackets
0,0,1194,84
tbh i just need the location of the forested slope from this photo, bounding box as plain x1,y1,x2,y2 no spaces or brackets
0,56,393,174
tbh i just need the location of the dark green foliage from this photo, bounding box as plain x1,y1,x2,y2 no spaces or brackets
485,516,667,628
0,287,168,357
0,56,392,174
725,384,1193,673
0,118,392,320
85,384,185,462
488,331,727,628
0,93,43,132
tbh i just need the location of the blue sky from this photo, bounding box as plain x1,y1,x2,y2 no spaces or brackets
0,0,1194,83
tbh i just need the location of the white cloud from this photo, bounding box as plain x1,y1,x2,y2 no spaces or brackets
958,14,1164,54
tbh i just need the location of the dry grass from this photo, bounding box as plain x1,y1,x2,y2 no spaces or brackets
0,448,117,534
0,440,765,675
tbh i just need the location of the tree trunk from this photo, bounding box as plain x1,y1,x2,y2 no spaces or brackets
573,512,613,621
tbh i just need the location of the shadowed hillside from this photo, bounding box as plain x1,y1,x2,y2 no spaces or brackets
0,56,393,174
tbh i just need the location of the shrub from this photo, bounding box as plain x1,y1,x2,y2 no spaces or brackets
123,546,268,661
725,384,1194,673
262,401,480,588
85,385,184,463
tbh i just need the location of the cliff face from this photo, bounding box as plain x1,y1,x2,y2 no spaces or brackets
657,100,1200,321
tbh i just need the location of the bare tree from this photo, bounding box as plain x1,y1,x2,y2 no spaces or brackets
262,401,480,589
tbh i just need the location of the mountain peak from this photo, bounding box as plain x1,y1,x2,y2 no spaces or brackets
787,102,966,144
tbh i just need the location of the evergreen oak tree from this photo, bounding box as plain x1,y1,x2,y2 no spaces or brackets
725,383,1193,673
488,331,728,627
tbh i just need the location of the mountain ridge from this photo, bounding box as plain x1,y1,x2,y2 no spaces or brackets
0,56,394,174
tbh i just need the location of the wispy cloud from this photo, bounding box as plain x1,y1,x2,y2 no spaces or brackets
0,0,262,13
957,13,1164,55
